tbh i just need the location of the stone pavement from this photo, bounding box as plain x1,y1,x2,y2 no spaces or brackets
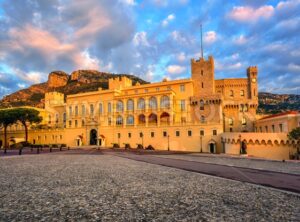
112,152,300,194
0,149,299,221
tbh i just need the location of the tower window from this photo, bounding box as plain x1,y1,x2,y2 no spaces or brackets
201,70,203,76
202,82,204,88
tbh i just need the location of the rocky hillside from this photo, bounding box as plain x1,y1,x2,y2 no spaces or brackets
0,70,148,108
258,92,300,114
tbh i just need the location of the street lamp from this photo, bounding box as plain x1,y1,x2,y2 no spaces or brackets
167,134,170,151
200,135,203,153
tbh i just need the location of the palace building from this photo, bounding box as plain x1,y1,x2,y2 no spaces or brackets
0,55,260,153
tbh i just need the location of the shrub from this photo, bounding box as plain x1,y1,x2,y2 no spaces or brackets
112,143,120,148
124,143,131,149
136,144,143,149
146,145,155,150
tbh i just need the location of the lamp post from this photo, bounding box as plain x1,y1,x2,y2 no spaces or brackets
141,132,144,148
200,135,203,153
167,134,170,151
239,134,242,154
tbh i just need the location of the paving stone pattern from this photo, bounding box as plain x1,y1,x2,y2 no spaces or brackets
0,151,299,221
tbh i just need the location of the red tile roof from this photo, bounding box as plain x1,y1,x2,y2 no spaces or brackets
260,111,299,120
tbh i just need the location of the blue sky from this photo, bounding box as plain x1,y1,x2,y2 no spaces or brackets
0,0,299,98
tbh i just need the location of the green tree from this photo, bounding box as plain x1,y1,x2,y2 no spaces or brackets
0,109,18,153
13,108,42,143
288,127,300,159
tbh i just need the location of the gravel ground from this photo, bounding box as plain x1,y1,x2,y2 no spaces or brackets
150,154,300,175
0,151,299,221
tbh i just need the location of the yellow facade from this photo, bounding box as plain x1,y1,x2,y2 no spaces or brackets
1,55,260,153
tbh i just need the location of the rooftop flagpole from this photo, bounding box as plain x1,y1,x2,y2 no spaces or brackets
201,23,204,58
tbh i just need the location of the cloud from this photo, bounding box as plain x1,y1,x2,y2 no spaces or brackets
166,65,186,75
228,5,274,23
133,32,150,47
204,31,217,44
162,14,175,27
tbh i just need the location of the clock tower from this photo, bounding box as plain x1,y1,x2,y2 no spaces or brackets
247,66,258,100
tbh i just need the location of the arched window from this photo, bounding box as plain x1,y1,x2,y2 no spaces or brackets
239,104,244,112
55,113,59,123
90,104,94,115
230,90,234,97
200,100,204,110
160,95,170,108
116,100,124,112
242,117,247,125
126,115,134,125
127,99,134,111
201,115,205,123
138,98,145,110
149,97,157,109
229,118,233,126
116,115,123,125
75,106,78,116
160,112,170,125
148,113,158,124
138,114,146,125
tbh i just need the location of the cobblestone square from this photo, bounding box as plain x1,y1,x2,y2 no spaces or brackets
0,150,299,221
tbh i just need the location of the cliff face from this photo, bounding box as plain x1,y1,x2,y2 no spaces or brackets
48,71,69,88
0,70,148,108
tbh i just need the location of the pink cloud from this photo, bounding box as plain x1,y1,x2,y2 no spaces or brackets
228,5,274,23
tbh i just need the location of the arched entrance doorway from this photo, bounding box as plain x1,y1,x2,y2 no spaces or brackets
208,140,216,153
90,129,97,145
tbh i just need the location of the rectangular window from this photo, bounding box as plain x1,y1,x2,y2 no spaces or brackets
99,103,103,114
213,130,217,136
108,117,112,126
69,106,72,116
201,82,204,88
82,105,85,116
140,132,143,138
151,132,155,138
279,124,283,132
118,133,121,138
240,90,245,96
200,130,204,136
230,128,233,132
75,106,78,116
163,131,167,137
69,120,72,127
60,135,62,140
265,126,268,132
260,127,262,132
128,133,131,138
108,102,112,113
188,130,192,137
90,104,94,116
180,84,185,92
176,131,180,137
75,120,78,127
180,100,185,111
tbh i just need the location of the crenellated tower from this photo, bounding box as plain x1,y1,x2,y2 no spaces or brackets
191,56,215,97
